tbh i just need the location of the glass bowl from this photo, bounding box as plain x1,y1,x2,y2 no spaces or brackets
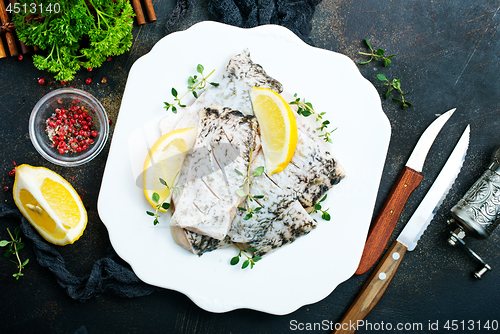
29,88,109,167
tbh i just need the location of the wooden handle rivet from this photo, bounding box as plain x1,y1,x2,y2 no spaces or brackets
390,209,394,214
392,252,400,260
378,272,387,280
404,184,408,187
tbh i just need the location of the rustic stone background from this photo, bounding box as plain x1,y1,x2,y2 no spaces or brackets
1,0,499,333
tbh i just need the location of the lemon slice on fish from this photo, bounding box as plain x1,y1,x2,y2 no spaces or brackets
143,127,197,212
13,164,87,246
250,87,298,175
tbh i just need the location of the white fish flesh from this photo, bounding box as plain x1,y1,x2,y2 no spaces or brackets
170,107,260,240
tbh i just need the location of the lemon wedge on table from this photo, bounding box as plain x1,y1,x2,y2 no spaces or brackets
250,87,298,175
13,165,87,246
143,127,198,212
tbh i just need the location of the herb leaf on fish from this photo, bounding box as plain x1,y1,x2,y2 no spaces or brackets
376,74,412,109
359,39,395,67
235,149,264,221
290,94,337,143
230,244,262,269
309,194,331,221
1,227,29,280
164,64,219,114
146,177,179,225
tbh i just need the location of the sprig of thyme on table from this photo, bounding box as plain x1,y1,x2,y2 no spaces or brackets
235,149,265,220
289,94,337,143
164,64,219,114
309,194,331,221
359,39,395,67
0,227,29,280
230,244,262,269
376,74,412,109
359,39,412,109
146,177,180,225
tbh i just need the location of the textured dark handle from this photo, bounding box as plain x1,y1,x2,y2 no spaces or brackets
355,166,423,275
334,241,407,334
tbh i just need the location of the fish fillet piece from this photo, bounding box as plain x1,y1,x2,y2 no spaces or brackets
159,49,283,135
170,107,260,240
227,152,317,256
270,116,345,209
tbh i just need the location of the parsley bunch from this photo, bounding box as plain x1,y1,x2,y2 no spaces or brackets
13,0,134,81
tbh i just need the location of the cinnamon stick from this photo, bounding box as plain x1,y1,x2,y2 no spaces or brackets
142,0,156,22
130,0,145,25
0,0,18,56
9,0,32,54
0,37,6,58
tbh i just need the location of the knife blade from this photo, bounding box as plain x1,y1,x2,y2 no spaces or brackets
355,108,456,275
334,125,469,334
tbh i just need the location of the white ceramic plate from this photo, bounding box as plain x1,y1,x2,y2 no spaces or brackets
98,21,390,315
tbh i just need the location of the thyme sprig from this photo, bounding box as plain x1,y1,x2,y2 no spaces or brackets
359,39,394,67
230,244,262,269
309,194,331,221
376,74,412,109
164,64,219,114
0,227,29,280
146,176,180,225
290,94,336,143
235,149,265,220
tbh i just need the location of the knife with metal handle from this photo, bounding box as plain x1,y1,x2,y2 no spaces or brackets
355,108,456,275
334,125,469,334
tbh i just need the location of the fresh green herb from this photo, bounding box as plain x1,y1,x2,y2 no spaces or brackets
164,64,219,114
290,94,337,143
376,74,412,109
234,149,265,221
146,176,180,225
13,0,134,82
309,194,331,221
1,227,29,280
359,39,395,67
230,244,261,269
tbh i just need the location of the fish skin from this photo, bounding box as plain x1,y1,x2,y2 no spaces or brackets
270,116,345,209
247,200,318,257
170,107,260,240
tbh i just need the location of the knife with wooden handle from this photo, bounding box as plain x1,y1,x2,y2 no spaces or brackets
355,108,456,275
335,125,469,334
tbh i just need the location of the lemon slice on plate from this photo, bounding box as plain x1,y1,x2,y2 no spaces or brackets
13,164,87,246
143,127,198,212
250,87,298,174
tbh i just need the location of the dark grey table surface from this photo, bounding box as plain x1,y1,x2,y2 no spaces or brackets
1,1,499,333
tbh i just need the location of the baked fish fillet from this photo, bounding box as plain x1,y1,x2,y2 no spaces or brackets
170,107,260,240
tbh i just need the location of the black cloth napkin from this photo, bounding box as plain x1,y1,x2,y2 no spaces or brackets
0,206,157,301
167,0,322,45
0,0,323,302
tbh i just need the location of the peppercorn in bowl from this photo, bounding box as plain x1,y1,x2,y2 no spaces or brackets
29,88,109,167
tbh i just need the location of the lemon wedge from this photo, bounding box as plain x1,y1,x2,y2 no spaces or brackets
13,164,87,246
250,87,298,174
143,127,197,212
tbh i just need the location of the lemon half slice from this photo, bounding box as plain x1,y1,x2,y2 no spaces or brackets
143,127,197,212
250,87,298,174
13,164,87,245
